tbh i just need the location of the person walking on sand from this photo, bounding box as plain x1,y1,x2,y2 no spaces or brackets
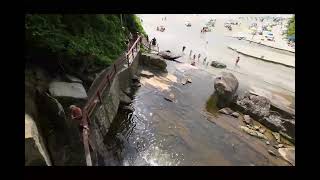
193,54,196,60
182,46,186,52
198,53,201,60
235,56,240,65
203,57,207,64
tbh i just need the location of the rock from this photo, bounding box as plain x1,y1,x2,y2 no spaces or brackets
214,72,239,108
218,107,234,115
277,144,284,148
280,131,295,144
65,74,83,83
281,119,295,140
268,150,277,156
231,112,240,118
132,82,142,88
25,114,52,166
278,147,295,166
187,78,192,83
254,125,260,130
122,106,134,112
235,93,270,120
157,50,182,60
240,126,268,140
164,93,175,102
210,61,227,68
273,145,279,149
259,128,266,134
261,115,284,132
120,91,132,105
140,70,154,78
49,81,88,100
243,115,252,124
182,78,192,85
132,75,140,82
141,53,167,71
266,141,270,145
270,102,295,118
272,132,281,143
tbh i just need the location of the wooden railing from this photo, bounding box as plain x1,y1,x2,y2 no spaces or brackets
81,35,142,166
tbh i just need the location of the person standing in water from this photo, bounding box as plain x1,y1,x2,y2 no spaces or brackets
198,53,201,61
193,54,196,60
203,57,207,64
235,56,240,65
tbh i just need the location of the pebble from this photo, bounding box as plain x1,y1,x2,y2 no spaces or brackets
266,141,270,145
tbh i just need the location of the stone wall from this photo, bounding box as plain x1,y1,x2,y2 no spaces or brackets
88,52,141,165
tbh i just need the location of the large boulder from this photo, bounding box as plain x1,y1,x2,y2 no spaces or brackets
210,61,227,68
235,93,270,120
49,81,88,108
213,72,239,108
157,50,182,60
25,114,52,166
141,53,167,71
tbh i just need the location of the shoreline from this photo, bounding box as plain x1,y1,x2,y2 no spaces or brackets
227,46,295,68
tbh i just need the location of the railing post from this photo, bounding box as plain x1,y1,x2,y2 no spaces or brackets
127,54,130,66
97,90,103,104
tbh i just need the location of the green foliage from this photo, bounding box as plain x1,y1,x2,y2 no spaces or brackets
287,15,295,37
25,14,146,66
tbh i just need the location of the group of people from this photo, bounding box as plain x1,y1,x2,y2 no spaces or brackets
186,48,208,66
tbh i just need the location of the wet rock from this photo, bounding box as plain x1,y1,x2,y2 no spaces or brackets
157,50,182,60
141,53,167,71
280,131,295,144
218,107,234,115
278,147,295,166
268,150,277,156
266,141,270,145
120,91,132,105
231,112,240,118
132,75,140,82
182,78,192,85
210,61,227,68
65,74,83,83
124,87,131,96
270,102,295,118
243,115,252,124
235,93,270,120
164,93,175,102
272,132,281,143
281,119,295,140
140,70,154,78
240,126,268,140
214,72,239,108
132,82,142,88
25,114,52,166
122,106,134,112
273,145,279,149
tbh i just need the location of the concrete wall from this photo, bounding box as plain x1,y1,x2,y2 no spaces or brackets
88,52,141,165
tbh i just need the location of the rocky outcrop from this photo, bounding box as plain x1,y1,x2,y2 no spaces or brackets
140,53,167,71
36,92,86,165
49,81,88,100
157,50,182,60
218,107,233,115
120,90,132,105
236,93,271,119
25,114,52,166
214,72,239,108
210,61,227,68
240,126,268,140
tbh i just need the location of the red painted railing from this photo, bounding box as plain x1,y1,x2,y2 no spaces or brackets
81,35,142,166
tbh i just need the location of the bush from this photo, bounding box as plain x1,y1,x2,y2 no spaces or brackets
25,14,146,67
287,15,295,37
